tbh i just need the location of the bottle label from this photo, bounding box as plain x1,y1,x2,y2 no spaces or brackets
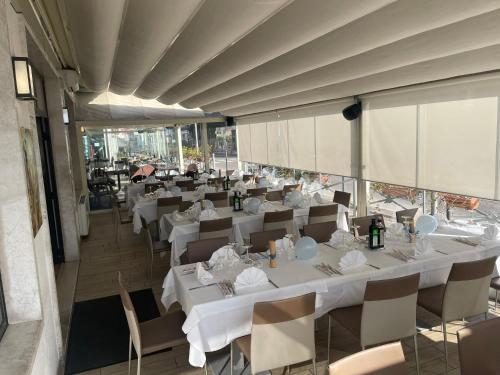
373,234,379,247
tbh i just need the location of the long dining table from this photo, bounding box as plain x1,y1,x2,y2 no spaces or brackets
161,225,500,367
159,202,349,266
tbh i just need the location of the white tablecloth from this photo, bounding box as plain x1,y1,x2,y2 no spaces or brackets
162,231,500,367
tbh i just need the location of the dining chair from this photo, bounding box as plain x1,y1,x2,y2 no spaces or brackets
490,276,500,310
457,317,500,375
395,207,420,224
112,198,132,243
327,273,420,374
309,204,339,224
208,177,224,186
283,184,301,195
182,237,229,264
140,216,169,283
226,169,234,176
179,200,194,212
417,256,497,373
303,221,337,243
157,196,182,218
242,174,254,182
249,228,287,252
205,191,229,208
118,272,187,375
333,191,351,223
199,217,233,240
176,179,194,191
231,292,317,375
329,342,407,375
351,214,385,236
263,209,294,234
265,190,283,202
247,187,267,198
145,182,163,194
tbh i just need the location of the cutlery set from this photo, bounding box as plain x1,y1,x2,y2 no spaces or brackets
314,262,343,276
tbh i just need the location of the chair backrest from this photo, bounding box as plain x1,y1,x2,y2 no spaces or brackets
179,200,194,212
329,342,407,375
247,187,267,197
283,184,300,195
118,272,142,355
186,237,229,264
303,221,337,243
333,190,351,208
361,273,420,347
199,217,233,240
226,169,234,176
157,196,182,217
308,204,338,224
140,216,154,254
251,293,316,374
205,191,228,208
242,174,253,182
145,182,163,194
442,256,497,322
352,214,385,236
395,208,420,224
250,228,287,253
265,190,283,202
176,179,194,191
263,209,294,234
207,177,224,186
457,317,500,375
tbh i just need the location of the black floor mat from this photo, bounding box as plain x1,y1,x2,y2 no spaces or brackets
65,289,159,374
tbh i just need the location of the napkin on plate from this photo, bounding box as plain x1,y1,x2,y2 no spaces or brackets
387,222,404,236
172,210,189,222
329,230,354,247
482,224,500,241
196,262,214,285
313,192,325,205
414,235,435,257
339,250,367,271
275,236,292,251
199,209,220,221
208,246,240,267
234,267,268,291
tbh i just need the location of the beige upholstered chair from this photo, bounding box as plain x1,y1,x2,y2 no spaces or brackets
457,317,500,375
263,209,294,234
417,256,497,372
303,221,337,243
395,207,420,224
205,191,228,207
207,177,224,187
265,190,283,202
328,273,420,373
140,216,169,283
247,187,267,198
231,293,317,375
351,214,385,236
118,272,186,375
329,342,407,375
175,179,194,191
113,198,132,242
333,191,350,223
490,276,500,310
184,237,228,264
157,196,182,218
283,184,301,195
145,182,163,194
249,228,287,253
199,217,233,240
242,174,254,182
309,204,338,224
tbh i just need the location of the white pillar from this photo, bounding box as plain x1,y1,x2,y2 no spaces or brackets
177,125,184,173
201,123,209,170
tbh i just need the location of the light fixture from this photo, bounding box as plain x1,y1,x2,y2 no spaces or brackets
62,107,70,124
11,57,35,100
342,102,362,121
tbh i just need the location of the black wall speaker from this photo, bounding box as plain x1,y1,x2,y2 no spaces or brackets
226,116,235,126
342,102,362,121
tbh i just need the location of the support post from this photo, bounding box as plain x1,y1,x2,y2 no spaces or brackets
177,125,184,173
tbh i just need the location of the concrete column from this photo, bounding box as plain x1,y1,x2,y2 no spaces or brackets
45,77,80,261
177,126,184,173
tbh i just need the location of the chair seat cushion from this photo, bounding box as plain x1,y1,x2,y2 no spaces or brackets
417,284,445,317
140,310,186,355
490,276,500,290
234,335,251,361
329,304,362,338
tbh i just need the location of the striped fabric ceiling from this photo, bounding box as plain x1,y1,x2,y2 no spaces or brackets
42,0,500,117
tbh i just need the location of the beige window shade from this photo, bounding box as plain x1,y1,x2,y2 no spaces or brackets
250,122,268,164
362,104,418,187
266,120,289,167
288,117,316,171
315,113,357,177
237,123,252,162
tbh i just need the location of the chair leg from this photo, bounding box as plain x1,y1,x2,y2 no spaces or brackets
442,321,448,375
496,290,498,311
137,354,141,375
205,363,209,375
485,311,488,320
230,342,233,375
414,334,420,375
128,335,132,375
327,315,332,365
312,358,317,375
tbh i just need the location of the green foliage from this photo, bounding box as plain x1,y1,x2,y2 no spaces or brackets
182,145,212,161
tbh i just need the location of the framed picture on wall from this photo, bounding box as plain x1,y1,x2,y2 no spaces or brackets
20,127,42,237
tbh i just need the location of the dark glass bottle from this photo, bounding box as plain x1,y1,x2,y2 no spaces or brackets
377,218,385,248
368,218,380,249
233,191,242,211
224,176,230,191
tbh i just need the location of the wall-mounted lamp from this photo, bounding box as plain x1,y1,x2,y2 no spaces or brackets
11,57,35,100
62,107,70,124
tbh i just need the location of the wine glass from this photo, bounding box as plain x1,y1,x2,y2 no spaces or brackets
284,233,295,261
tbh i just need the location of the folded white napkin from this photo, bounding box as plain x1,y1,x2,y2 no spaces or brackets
234,267,268,291
231,169,241,177
243,197,261,214
284,191,304,208
208,246,240,267
388,222,404,236
199,209,220,221
415,236,435,257
329,230,354,247
275,237,292,251
313,192,325,205
339,250,367,271
172,210,188,222
258,201,277,213
482,224,500,241
202,199,215,210
186,202,201,220
196,262,214,285
233,180,247,194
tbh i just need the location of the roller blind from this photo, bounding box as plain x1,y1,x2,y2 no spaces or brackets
288,117,316,171
237,123,252,162
266,120,289,167
250,122,268,165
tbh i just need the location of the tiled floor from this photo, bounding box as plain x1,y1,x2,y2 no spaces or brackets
73,212,498,375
